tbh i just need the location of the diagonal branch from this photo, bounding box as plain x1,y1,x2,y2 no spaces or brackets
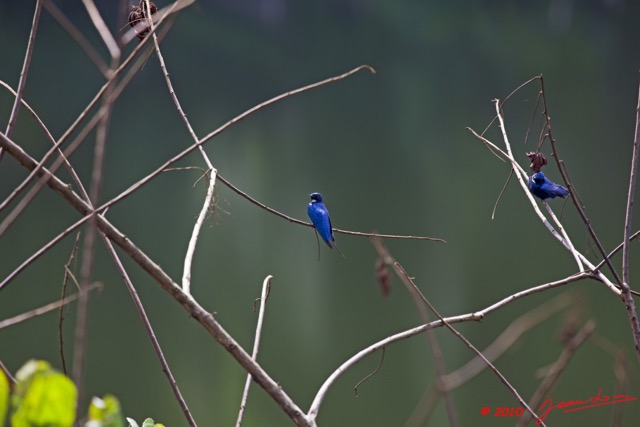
100,228,197,426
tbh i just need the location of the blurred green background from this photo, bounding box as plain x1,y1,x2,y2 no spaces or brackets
1,0,640,426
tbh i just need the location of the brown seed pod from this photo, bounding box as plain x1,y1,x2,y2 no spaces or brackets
526,151,547,173
128,1,158,40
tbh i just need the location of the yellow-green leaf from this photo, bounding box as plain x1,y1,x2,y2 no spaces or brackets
0,369,9,426
11,359,77,427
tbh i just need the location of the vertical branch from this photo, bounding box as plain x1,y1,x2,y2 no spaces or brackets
0,0,42,162
620,77,640,360
236,275,273,427
59,232,82,375
182,171,216,294
72,3,122,405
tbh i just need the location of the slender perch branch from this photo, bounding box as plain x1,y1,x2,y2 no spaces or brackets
218,174,446,242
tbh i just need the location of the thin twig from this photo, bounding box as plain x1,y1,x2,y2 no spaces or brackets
81,0,120,60
236,275,273,427
59,232,82,375
353,347,385,397
99,225,198,427
594,228,640,273
0,361,16,389
491,169,512,220
0,212,95,292
3,1,41,136
43,0,109,77
0,283,102,330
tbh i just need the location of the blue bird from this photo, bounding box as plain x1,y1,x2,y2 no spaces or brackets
307,192,345,258
528,172,569,200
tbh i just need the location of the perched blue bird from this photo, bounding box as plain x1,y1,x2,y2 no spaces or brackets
307,192,345,258
528,172,569,200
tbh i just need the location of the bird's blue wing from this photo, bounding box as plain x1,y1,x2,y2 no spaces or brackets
308,203,334,248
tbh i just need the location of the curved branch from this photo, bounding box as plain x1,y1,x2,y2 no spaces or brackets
307,271,590,421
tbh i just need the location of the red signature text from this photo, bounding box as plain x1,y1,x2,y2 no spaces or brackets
536,389,637,424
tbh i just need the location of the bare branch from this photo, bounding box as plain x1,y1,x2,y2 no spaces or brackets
0,283,102,330
3,0,41,138
218,174,446,242
43,0,109,77
236,275,273,427
81,0,120,60
619,75,640,360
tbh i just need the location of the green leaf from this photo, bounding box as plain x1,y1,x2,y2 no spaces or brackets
0,369,9,426
141,418,156,427
87,394,124,427
11,359,77,427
